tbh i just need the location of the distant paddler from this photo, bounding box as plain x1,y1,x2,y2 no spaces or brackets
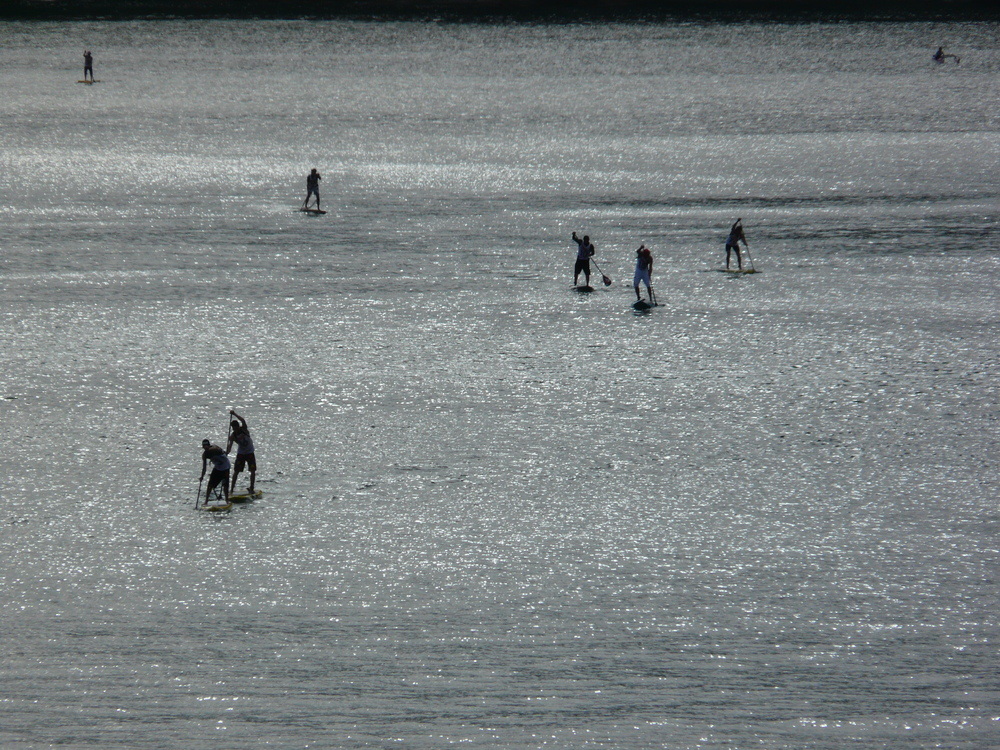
933,47,960,65
725,218,747,271
83,49,94,82
633,244,654,303
226,410,257,495
200,438,231,506
302,168,321,211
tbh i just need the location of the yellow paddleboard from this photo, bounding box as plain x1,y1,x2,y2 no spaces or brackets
230,489,263,502
200,501,233,512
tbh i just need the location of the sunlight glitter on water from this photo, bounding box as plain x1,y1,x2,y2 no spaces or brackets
2,17,998,750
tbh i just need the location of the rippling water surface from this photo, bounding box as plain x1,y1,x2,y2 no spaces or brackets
1,19,998,750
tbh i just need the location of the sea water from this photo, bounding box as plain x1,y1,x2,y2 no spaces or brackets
1,19,998,749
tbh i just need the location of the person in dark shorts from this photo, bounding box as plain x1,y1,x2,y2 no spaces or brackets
200,439,230,505
725,218,746,270
303,168,321,210
226,410,257,493
83,50,94,81
572,231,596,287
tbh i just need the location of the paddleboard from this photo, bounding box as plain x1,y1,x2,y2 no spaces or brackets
717,268,759,275
633,300,657,310
200,501,233,512
299,208,326,214
77,80,100,84
229,489,263,503
574,285,595,293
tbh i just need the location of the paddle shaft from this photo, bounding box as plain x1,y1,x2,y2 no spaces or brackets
590,258,612,285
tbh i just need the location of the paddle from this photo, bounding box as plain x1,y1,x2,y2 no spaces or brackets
743,242,756,273
225,407,235,495
649,285,657,306
195,476,203,509
591,258,612,286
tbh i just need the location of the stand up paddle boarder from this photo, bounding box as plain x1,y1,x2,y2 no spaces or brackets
302,168,321,210
725,218,747,271
572,231,596,287
633,244,653,303
933,47,960,64
226,410,257,494
83,50,94,82
200,439,230,505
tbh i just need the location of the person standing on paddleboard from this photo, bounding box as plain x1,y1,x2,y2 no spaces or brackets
633,244,653,302
200,439,230,505
83,50,94,82
227,410,256,494
572,231,596,287
302,168,321,210
725,218,746,271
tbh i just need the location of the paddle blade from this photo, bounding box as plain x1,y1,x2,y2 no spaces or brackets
602,274,612,286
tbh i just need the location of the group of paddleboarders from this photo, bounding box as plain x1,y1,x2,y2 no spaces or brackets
571,218,751,304
198,410,257,506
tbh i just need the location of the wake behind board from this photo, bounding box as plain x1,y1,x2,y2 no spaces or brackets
229,489,263,503
299,208,326,215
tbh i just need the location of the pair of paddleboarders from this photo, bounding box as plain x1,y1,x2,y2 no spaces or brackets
199,410,257,506
572,231,655,303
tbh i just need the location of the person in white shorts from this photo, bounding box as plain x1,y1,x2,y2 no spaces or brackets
633,244,653,302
